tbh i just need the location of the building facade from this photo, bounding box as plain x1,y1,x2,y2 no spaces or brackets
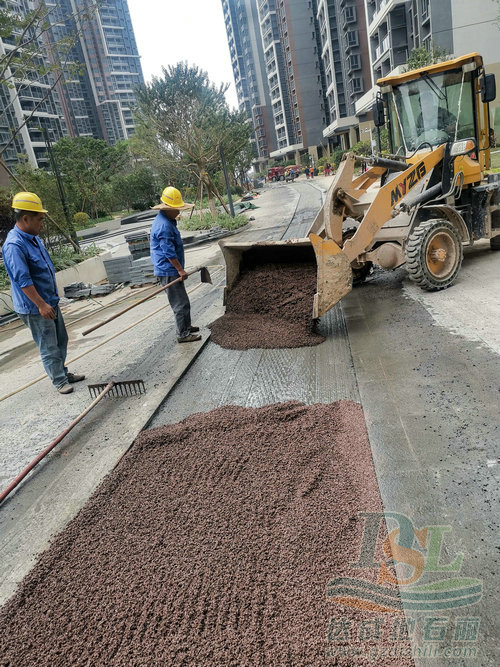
0,0,68,169
0,0,144,169
357,0,500,134
222,0,276,166
258,0,329,162
318,0,371,149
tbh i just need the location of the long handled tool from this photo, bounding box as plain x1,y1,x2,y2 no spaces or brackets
82,266,212,337
0,380,146,505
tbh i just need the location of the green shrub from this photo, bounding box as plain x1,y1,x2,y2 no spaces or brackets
179,212,248,232
0,244,102,290
73,212,90,229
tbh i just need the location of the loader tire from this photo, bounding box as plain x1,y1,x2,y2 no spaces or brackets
490,235,500,250
343,227,372,284
406,219,463,291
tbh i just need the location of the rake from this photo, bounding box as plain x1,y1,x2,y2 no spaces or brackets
0,379,146,505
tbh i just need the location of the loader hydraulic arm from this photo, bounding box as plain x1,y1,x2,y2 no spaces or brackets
309,144,446,318
342,144,445,261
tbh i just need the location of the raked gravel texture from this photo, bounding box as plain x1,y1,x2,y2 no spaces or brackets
0,400,412,666
210,263,325,350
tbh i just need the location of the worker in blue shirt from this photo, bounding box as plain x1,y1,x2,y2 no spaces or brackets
2,192,85,394
150,186,201,343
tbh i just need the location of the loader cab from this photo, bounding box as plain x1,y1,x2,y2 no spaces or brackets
377,53,495,176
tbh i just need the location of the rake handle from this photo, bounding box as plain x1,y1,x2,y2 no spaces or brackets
0,382,115,505
82,267,202,337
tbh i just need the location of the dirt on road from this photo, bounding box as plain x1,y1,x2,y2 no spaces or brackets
210,263,325,349
0,400,412,666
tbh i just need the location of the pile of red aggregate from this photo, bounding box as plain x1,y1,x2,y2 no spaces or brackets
0,401,413,666
210,263,325,349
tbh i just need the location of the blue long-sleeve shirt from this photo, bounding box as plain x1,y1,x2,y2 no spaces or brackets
2,226,59,315
150,211,185,277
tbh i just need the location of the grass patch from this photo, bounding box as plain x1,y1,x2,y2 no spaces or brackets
0,244,103,290
111,209,140,219
73,215,114,231
179,212,248,232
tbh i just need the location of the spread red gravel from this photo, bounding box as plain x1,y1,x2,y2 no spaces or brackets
0,401,413,665
210,263,325,349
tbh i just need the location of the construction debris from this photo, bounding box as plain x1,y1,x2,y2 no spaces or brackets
63,282,117,299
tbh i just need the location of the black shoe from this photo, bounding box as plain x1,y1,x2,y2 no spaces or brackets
177,333,202,343
190,326,200,333
67,372,85,383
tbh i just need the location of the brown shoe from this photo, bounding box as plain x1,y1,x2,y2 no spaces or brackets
190,326,200,333
58,383,74,394
177,333,202,343
67,372,85,383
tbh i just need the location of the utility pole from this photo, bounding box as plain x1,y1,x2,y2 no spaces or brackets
219,145,235,218
42,126,80,250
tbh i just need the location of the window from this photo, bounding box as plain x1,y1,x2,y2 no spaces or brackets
347,31,359,47
351,77,363,94
349,54,361,71
344,6,356,23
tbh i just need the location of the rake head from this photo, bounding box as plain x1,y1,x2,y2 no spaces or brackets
88,379,146,399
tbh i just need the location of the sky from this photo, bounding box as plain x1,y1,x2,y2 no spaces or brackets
127,0,238,109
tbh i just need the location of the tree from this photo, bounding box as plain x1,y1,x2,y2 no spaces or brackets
405,43,450,72
134,62,253,216
0,186,12,243
13,160,68,248
0,2,100,162
52,137,128,219
110,166,159,212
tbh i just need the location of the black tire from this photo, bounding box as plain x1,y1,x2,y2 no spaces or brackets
271,176,276,182
405,219,463,291
343,227,372,284
280,175,285,181
490,235,500,250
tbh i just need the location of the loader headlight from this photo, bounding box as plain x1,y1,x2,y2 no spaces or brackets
450,139,476,157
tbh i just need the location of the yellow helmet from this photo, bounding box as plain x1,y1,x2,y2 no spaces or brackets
12,191,48,213
160,186,185,209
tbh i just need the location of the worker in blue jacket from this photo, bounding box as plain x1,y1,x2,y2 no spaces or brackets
150,186,201,343
2,192,85,394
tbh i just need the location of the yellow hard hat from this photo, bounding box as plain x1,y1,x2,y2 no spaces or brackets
160,186,186,209
12,191,48,213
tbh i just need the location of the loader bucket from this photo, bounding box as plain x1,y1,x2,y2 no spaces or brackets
220,238,314,303
220,235,353,319
310,234,353,318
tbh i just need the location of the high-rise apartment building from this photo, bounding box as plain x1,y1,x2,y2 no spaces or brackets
0,0,144,169
318,0,371,149
259,0,329,162
66,0,144,144
357,0,500,130
222,0,276,165
0,0,68,169
223,0,330,164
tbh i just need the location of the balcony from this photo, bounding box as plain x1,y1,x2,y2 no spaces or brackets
368,0,406,34
374,35,390,61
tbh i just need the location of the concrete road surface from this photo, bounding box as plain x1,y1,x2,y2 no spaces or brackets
1,177,498,665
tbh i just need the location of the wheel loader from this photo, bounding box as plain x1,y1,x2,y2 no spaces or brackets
221,52,500,319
